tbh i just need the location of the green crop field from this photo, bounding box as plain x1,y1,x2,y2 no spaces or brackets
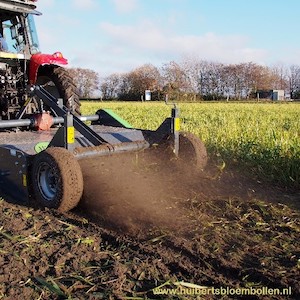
82,101,300,188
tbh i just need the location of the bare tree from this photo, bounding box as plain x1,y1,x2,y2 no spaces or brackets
118,64,162,100
193,61,226,100
161,61,189,100
270,63,288,90
288,65,300,99
69,68,100,98
130,64,161,94
179,57,201,95
100,73,121,100
97,59,297,101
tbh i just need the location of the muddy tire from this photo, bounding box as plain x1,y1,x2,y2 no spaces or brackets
178,132,208,170
36,66,81,115
31,147,83,212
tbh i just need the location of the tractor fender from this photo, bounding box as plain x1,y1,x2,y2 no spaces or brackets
29,52,68,84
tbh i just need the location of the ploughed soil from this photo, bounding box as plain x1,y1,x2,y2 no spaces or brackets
0,150,300,299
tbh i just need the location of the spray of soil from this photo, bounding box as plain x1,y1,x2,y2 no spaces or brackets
77,149,198,234
77,147,297,237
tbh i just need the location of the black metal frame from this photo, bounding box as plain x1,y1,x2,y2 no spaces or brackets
33,85,180,155
34,86,108,146
0,147,28,203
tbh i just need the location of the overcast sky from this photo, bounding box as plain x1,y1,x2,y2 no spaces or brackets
34,0,300,77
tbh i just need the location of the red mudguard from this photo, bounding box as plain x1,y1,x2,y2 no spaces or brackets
29,52,68,84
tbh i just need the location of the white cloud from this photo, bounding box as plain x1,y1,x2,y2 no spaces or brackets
100,21,166,51
111,0,138,13
266,47,300,66
36,0,55,9
99,21,268,65
36,13,81,54
73,0,98,10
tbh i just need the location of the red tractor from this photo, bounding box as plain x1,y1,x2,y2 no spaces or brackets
0,0,80,120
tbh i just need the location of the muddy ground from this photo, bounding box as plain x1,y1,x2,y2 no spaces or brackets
0,151,299,299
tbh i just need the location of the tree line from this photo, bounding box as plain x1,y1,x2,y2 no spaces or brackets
69,59,300,101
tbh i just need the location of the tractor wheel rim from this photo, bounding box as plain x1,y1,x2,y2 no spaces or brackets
37,162,58,201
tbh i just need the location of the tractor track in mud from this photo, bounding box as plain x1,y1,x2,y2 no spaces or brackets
0,158,300,299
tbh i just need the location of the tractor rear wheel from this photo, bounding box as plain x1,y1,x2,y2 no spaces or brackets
31,147,83,212
36,66,81,115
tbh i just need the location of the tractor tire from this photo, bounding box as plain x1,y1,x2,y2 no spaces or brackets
36,66,81,115
31,147,83,212
178,131,208,170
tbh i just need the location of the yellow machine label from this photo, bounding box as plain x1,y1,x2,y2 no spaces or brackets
174,118,181,132
23,174,27,187
67,127,75,144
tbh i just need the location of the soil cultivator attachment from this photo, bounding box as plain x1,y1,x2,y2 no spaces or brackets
0,86,207,211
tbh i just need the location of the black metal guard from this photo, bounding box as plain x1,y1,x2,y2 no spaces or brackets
33,86,108,147
32,85,180,155
0,147,28,203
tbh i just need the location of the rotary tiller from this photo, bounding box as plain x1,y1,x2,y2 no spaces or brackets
0,86,207,211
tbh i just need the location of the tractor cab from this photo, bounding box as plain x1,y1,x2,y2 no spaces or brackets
0,0,41,58
0,0,80,120
0,14,40,55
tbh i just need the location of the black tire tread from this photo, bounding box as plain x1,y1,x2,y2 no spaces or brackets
31,147,83,212
179,131,208,170
38,66,81,115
